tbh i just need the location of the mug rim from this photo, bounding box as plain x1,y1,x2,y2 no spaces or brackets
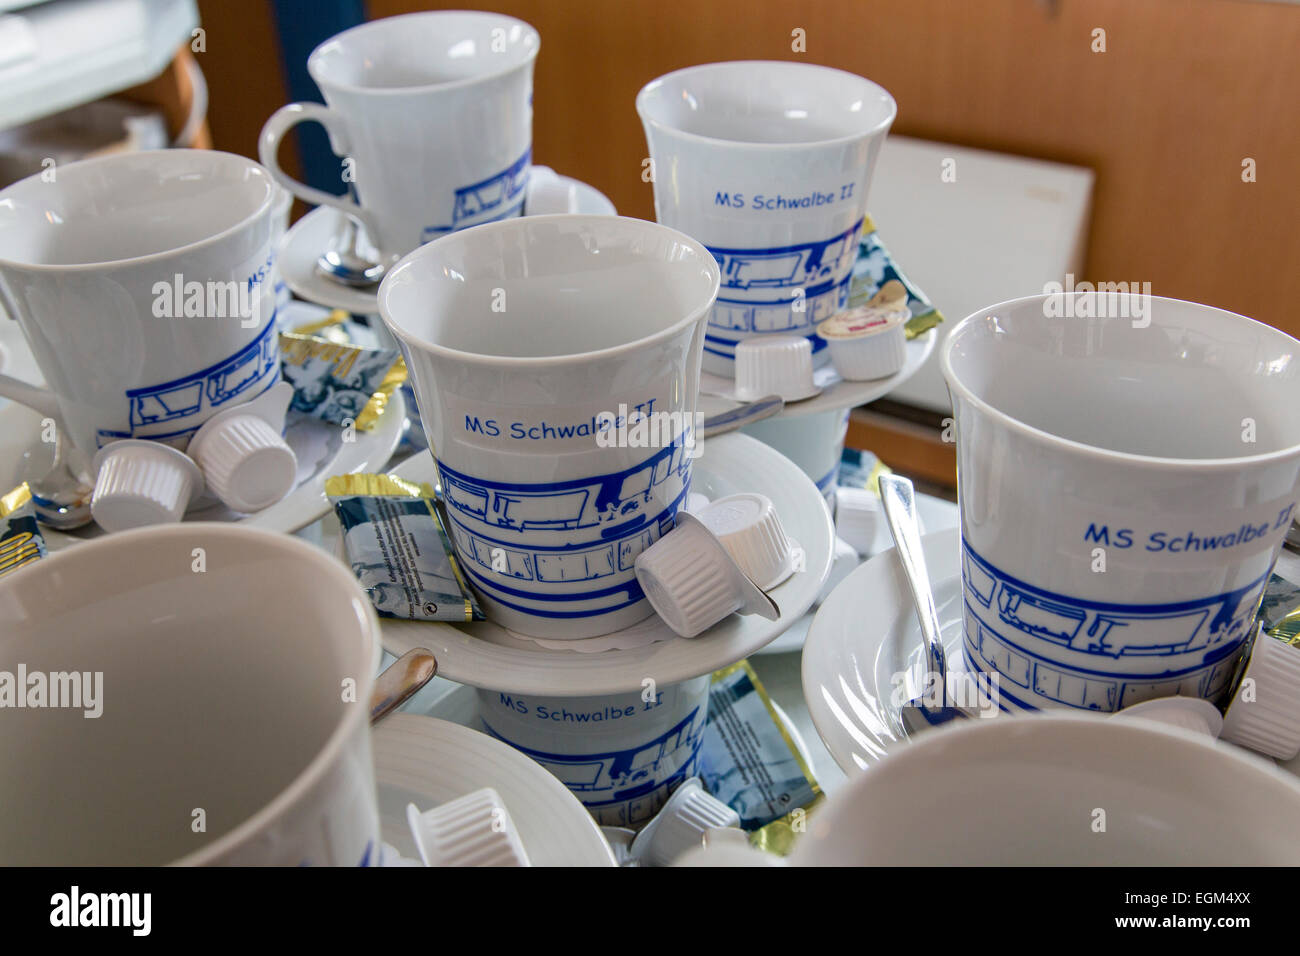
0,522,380,867
376,214,722,368
307,10,540,97
636,59,897,152
799,711,1300,864
0,149,276,274
940,291,1300,471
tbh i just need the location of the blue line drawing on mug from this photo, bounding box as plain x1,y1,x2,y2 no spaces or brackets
708,219,863,293
447,482,692,619
437,437,691,551
960,536,1258,711
702,219,864,354
419,148,531,242
96,316,280,447
481,706,705,826
436,437,692,620
962,537,1262,659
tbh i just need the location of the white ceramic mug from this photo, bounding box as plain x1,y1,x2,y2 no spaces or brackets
259,10,538,259
0,149,281,456
378,214,720,639
0,523,381,865
637,61,895,376
476,676,710,828
942,292,1300,712
681,714,1300,865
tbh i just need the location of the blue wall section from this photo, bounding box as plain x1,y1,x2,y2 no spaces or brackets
268,0,367,196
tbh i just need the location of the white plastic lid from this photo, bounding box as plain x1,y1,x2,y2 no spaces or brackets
405,788,531,867
834,486,888,556
695,492,797,590
733,335,820,403
91,439,203,532
188,381,297,514
1220,632,1300,760
629,777,741,867
634,511,778,638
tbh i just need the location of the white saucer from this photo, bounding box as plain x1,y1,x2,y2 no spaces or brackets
371,432,834,696
802,527,961,773
802,526,1300,783
698,328,934,420
373,714,617,867
280,172,618,314
0,389,405,543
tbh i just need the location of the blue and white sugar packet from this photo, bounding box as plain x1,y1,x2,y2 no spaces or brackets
698,661,821,834
326,473,483,623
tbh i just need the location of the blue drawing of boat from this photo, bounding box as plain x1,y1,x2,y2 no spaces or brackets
419,149,530,242
97,318,279,447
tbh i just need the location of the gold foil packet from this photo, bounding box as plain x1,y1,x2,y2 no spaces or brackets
279,331,406,431
0,483,47,579
848,213,944,340
698,660,824,857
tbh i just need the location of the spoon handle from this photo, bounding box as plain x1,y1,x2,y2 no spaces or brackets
878,474,948,703
369,648,438,726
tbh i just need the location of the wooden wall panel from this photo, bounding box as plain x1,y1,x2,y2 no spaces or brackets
364,0,1300,334
192,1,1298,333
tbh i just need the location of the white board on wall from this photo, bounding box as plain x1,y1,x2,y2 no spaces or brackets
864,135,1094,413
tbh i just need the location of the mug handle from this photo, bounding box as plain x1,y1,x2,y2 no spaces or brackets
258,102,387,252
0,373,60,419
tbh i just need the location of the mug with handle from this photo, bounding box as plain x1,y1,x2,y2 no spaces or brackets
259,10,539,260
0,149,281,457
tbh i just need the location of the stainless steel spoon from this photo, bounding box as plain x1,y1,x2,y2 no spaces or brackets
700,394,784,438
316,183,387,289
369,648,438,726
878,473,965,733
21,431,94,530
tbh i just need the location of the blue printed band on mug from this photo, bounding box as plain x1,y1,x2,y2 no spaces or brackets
480,706,706,828
703,217,864,362
960,536,1259,713
95,315,281,448
435,435,693,621
419,148,531,244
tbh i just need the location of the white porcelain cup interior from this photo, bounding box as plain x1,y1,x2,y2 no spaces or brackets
0,524,380,866
796,714,1300,865
0,151,275,266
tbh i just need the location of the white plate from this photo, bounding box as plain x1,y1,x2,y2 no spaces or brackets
698,328,935,421
803,527,1300,782
373,714,616,867
802,527,961,773
279,174,618,314
0,389,405,542
375,432,834,696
